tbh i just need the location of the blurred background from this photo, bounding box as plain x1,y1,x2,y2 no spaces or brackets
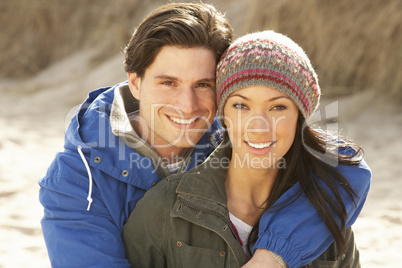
0,0,401,267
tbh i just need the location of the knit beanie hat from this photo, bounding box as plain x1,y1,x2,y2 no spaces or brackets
216,30,320,123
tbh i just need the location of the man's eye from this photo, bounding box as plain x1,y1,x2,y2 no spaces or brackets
163,81,174,86
233,103,248,109
197,83,211,88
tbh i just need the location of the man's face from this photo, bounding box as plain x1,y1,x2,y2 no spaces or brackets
128,45,217,159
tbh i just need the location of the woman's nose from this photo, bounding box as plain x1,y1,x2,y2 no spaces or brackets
245,114,271,134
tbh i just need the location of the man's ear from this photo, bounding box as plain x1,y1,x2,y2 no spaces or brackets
127,72,141,100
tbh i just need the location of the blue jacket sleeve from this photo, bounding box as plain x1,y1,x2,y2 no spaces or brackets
253,159,371,268
39,153,131,268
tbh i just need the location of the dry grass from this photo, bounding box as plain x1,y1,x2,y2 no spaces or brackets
0,0,150,77
244,0,402,101
2,0,401,102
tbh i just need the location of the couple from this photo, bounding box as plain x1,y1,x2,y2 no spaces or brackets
39,3,371,267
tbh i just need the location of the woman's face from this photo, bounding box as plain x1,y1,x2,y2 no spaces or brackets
223,86,299,170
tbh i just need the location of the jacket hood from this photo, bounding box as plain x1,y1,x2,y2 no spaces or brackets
63,82,224,191
64,84,116,151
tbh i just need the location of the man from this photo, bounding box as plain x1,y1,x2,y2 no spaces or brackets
39,3,370,267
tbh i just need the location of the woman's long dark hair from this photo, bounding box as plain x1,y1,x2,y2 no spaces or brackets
246,111,363,257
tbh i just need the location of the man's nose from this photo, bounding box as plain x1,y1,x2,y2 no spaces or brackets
176,86,199,114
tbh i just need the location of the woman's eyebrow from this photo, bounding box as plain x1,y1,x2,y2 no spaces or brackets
227,94,249,100
269,96,292,101
228,94,291,101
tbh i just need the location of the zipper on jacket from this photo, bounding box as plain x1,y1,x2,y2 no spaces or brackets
177,197,241,243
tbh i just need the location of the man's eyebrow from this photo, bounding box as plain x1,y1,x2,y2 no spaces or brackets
198,78,215,83
153,76,215,83
154,75,179,82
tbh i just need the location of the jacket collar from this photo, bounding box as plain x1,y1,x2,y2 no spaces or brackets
176,144,231,208
110,83,139,136
110,84,172,177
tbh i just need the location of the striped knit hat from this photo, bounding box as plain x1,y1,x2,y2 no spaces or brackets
216,30,320,122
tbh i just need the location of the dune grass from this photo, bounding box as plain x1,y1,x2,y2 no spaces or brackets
2,0,401,102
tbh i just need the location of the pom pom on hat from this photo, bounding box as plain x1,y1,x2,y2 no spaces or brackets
216,30,320,122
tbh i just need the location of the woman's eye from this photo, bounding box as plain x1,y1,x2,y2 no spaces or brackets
233,103,248,109
271,105,287,111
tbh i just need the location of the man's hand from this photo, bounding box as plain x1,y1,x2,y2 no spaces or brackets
242,249,285,268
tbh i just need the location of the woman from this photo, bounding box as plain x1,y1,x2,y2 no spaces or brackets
122,30,371,267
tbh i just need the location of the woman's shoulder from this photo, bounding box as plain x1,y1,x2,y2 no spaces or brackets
331,145,372,199
310,130,372,192
312,129,371,177
335,151,371,180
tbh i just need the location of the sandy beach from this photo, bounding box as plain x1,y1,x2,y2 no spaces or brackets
0,48,401,267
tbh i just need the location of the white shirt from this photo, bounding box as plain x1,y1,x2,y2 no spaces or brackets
229,212,253,255
166,161,183,174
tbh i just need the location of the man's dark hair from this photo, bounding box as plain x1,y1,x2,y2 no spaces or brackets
124,3,233,77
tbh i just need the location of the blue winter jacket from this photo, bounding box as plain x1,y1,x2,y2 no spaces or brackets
39,82,371,267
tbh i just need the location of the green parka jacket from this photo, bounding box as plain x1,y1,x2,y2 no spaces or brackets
122,146,361,268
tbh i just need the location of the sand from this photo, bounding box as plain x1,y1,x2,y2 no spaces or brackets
0,49,401,267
